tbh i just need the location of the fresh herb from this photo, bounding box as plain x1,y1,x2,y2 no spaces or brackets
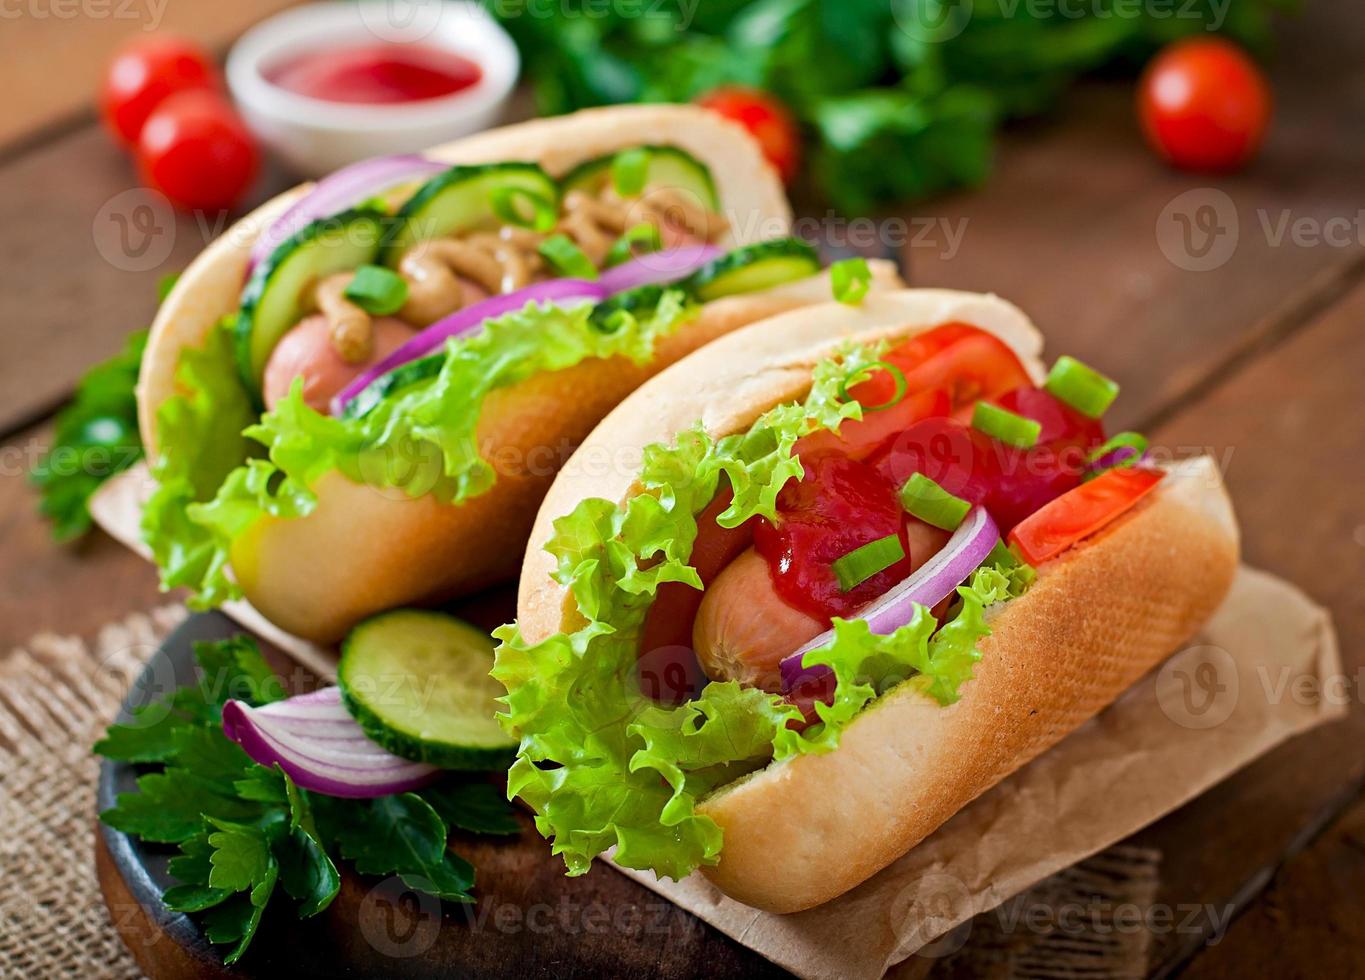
899,472,971,531
96,635,518,965
831,532,905,591
830,256,871,305
610,147,651,196
605,223,663,267
971,401,1042,448
30,328,147,540
491,0,1289,213
537,233,600,279
1045,354,1120,418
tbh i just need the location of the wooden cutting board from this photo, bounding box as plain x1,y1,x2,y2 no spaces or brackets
95,609,786,979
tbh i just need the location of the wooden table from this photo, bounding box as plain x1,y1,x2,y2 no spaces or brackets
2,3,1362,977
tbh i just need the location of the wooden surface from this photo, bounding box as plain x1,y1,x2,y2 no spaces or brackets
1,0,1363,976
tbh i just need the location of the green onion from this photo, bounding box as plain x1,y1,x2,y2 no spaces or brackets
830,257,872,305
604,223,663,268
537,234,599,280
491,186,558,232
610,148,651,197
344,265,409,315
972,402,1041,448
838,359,907,412
899,473,971,531
1045,355,1119,419
1084,431,1149,480
832,533,905,592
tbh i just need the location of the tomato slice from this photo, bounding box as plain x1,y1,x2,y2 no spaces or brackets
880,323,1033,412
794,386,950,462
1007,468,1164,565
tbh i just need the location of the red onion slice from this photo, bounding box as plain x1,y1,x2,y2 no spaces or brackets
779,506,1000,693
598,244,724,293
222,686,439,798
329,278,608,416
248,154,448,273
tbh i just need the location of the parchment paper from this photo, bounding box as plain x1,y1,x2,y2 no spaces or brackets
91,468,1344,979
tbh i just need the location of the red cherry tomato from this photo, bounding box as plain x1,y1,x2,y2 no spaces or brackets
1008,467,1164,566
695,86,801,184
1138,38,1271,173
100,34,218,147
136,90,259,212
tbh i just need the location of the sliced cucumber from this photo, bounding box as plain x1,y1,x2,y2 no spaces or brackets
380,162,558,266
235,208,387,397
339,610,517,770
682,238,821,302
560,145,720,210
339,352,445,420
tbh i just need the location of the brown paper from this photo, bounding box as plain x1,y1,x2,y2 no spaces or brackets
91,472,1342,979
614,567,1343,980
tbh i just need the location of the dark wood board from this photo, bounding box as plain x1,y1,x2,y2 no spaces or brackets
97,610,791,980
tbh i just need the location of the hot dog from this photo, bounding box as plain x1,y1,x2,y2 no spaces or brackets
495,289,1239,912
134,105,902,643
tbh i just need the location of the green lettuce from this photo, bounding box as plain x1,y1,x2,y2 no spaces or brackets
142,293,694,606
492,343,1033,881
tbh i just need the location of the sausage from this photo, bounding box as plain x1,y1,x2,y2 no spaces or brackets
692,520,952,692
692,548,825,691
262,314,418,414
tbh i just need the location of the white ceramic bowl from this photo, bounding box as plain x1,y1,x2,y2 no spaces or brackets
227,1,519,177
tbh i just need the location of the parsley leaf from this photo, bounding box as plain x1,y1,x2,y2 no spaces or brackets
96,634,515,963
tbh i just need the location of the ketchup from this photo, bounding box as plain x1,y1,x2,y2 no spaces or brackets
266,43,482,104
752,326,1108,623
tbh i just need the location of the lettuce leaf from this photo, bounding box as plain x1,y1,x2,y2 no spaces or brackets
144,293,694,606
492,344,1034,881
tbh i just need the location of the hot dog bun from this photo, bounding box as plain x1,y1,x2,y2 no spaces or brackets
516,289,1239,912
137,105,900,643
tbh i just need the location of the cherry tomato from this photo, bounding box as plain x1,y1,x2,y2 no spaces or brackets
1008,467,1164,566
753,453,914,622
1138,38,1271,173
100,34,218,147
695,86,801,184
136,90,259,212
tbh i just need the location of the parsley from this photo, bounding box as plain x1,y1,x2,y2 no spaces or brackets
31,328,147,540
97,635,517,965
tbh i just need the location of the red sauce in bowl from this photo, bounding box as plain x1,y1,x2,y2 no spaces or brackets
266,42,482,105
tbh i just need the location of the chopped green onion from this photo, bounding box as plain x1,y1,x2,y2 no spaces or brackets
344,265,409,315
604,223,663,268
831,257,872,305
972,402,1042,448
491,186,558,232
899,473,971,531
610,148,650,197
1045,355,1119,419
832,533,905,592
1084,431,1149,480
537,234,599,280
838,359,907,412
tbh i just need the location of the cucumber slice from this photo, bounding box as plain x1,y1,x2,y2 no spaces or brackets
338,352,445,421
560,146,719,210
339,610,517,770
235,208,387,397
682,238,820,302
380,162,558,266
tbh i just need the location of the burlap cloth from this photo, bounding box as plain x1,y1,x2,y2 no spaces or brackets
0,605,1176,979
